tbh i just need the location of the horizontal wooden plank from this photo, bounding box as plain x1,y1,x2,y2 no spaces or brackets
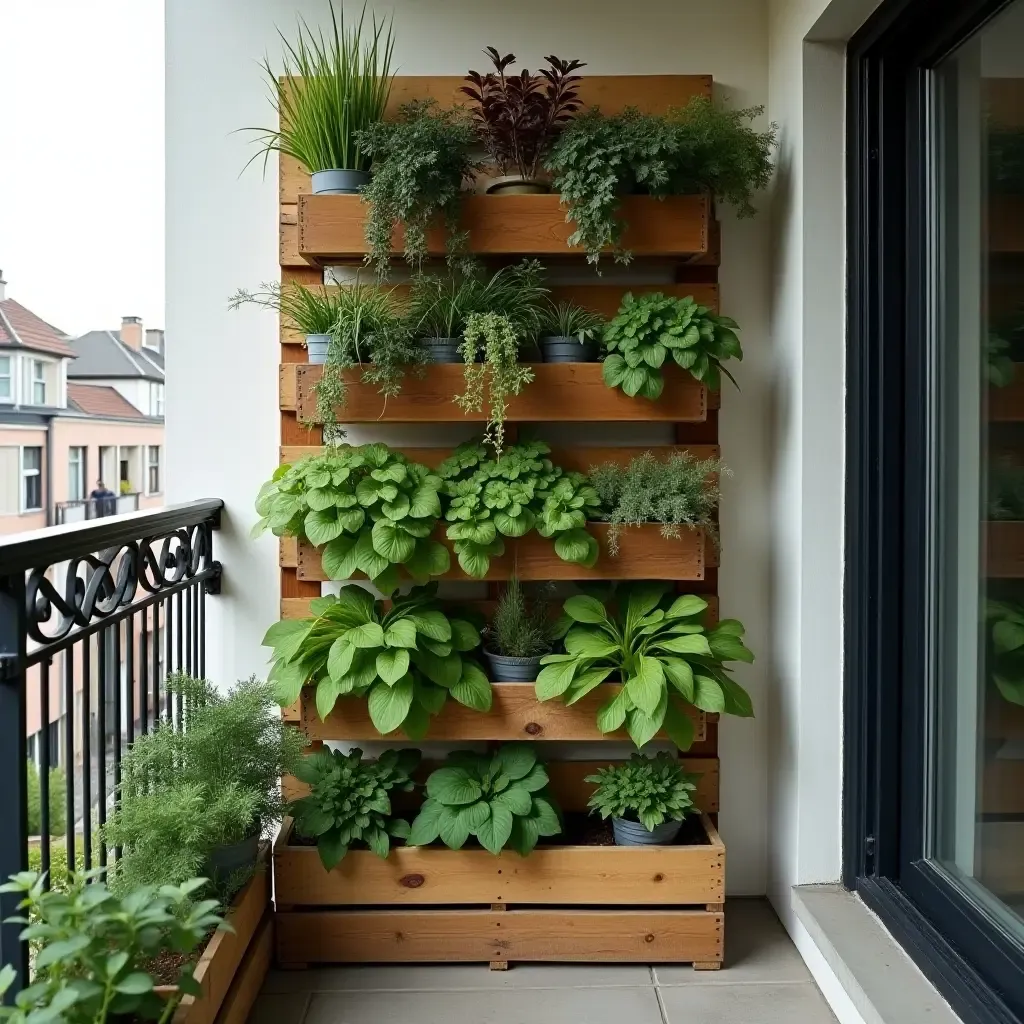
987,520,1024,577
284,362,715,422
273,815,723,906
302,682,707,744
275,907,723,965
293,194,710,266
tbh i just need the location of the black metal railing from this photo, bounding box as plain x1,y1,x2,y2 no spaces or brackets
55,493,140,525
0,499,223,987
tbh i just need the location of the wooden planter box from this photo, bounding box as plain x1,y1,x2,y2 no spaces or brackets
157,860,272,1024
273,815,724,969
989,370,1024,421
986,520,1024,577
281,362,716,424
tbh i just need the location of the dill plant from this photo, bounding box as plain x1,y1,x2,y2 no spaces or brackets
488,578,558,658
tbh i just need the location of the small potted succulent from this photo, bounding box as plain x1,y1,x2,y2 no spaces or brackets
538,300,604,362
586,752,698,846
483,577,559,682
462,49,585,194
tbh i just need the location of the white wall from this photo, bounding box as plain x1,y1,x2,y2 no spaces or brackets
167,0,773,893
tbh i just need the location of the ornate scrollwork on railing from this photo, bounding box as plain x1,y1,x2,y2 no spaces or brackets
25,522,217,646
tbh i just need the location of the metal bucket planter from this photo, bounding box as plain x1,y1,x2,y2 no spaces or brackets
612,817,684,846
305,334,331,364
421,337,464,363
541,335,600,363
311,169,370,195
486,175,549,196
484,648,544,682
206,829,261,882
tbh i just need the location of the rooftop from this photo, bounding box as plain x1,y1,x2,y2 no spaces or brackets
0,298,76,358
66,383,148,420
68,330,165,381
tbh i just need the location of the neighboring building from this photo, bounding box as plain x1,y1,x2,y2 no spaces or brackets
0,273,165,534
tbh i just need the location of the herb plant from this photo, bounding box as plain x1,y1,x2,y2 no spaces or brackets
409,744,562,855
0,871,223,1024
462,49,585,182
603,292,743,396
536,584,754,751
246,3,394,176
539,300,604,342
987,331,1016,388
488,577,558,658
228,281,343,336
439,439,601,577
989,456,1024,521
589,450,725,554
986,600,1024,706
254,445,448,594
263,583,490,736
290,747,419,868
357,100,478,276
586,753,698,829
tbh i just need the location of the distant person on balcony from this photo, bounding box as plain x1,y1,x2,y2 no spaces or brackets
89,480,116,518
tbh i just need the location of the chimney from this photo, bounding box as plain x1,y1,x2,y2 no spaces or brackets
0,270,6,302
120,315,143,350
144,328,164,355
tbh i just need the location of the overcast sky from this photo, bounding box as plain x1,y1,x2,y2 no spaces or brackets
0,1,164,337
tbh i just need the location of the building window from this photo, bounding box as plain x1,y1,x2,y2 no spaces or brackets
147,446,161,495
150,382,164,417
0,355,11,401
31,360,46,405
68,446,86,501
21,447,41,511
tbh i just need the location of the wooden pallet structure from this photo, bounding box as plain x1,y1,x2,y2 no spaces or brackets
276,73,727,970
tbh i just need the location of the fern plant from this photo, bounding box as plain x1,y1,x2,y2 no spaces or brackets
488,578,558,658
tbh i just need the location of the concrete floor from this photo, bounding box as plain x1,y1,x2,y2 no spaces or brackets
250,900,837,1024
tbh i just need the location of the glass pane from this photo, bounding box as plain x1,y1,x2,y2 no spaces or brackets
931,1,1024,937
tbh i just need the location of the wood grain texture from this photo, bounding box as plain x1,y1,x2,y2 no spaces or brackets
294,194,710,266
273,815,724,906
987,521,1024,577
301,682,707,744
274,907,723,965
212,915,272,1024
284,362,715,421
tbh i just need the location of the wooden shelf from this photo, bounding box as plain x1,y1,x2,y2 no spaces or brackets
286,523,712,583
293,193,711,266
989,371,1024,421
989,196,1024,254
987,520,1024,577
281,362,715,424
300,682,707,744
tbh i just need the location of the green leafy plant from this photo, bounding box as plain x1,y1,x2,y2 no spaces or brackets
26,761,66,837
546,99,776,264
246,2,394,176
589,450,726,554
408,744,562,855
986,600,1024,706
263,583,490,736
987,331,1016,388
356,100,478,276
989,125,1024,194
989,456,1024,521
603,292,743,396
439,439,601,578
290,747,419,868
586,752,698,829
488,578,558,658
539,300,604,342
536,583,754,750
227,281,342,337
0,871,224,1024
254,445,448,594
102,675,303,894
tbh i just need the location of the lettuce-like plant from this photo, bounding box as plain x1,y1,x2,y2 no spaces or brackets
986,600,1024,706
603,292,743,397
263,583,490,736
535,583,754,750
408,744,561,855
290,746,419,868
254,445,449,595
585,753,697,830
439,439,600,577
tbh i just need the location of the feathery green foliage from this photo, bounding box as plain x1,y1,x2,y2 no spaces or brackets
589,450,725,554
539,300,605,342
246,3,394,175
26,762,66,838
228,281,343,336
586,753,698,830
489,578,558,658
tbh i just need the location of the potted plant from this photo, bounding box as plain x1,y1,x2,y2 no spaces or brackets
536,583,754,751
538,300,604,362
0,872,224,1024
229,281,344,363
356,100,479,277
102,675,304,895
985,600,1024,706
263,583,490,736
603,292,743,397
589,449,727,555
290,747,419,868
989,456,1024,520
483,577,558,681
408,744,562,854
462,49,585,194
406,270,486,364
585,753,698,846
247,2,395,194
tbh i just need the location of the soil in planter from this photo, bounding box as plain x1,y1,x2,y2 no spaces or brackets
140,928,214,986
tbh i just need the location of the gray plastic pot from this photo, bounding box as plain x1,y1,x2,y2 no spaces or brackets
486,175,549,195
484,648,544,682
421,337,464,363
311,169,370,195
205,828,260,882
612,817,683,846
305,334,331,364
541,335,600,363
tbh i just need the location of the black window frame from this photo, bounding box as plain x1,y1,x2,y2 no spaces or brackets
846,1,1024,1021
